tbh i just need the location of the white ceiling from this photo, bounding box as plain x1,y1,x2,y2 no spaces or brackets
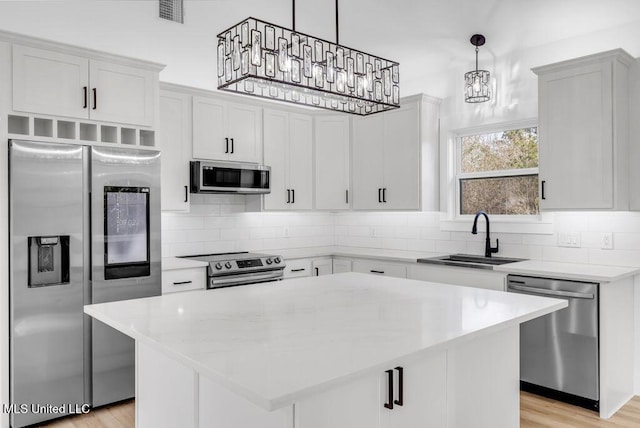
0,0,638,97
192,0,640,80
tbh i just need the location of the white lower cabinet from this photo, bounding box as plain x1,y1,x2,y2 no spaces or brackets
283,258,312,279
295,352,447,428
284,257,333,278
408,264,507,291
137,342,197,428
312,258,332,276
161,267,206,294
332,258,353,274
136,323,520,428
352,259,407,279
199,375,294,428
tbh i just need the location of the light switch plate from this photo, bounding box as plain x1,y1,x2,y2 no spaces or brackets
558,232,581,248
601,233,613,250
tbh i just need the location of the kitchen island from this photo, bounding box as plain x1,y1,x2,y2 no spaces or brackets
84,272,566,428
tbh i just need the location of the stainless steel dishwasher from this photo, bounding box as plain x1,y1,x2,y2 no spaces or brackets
506,274,599,410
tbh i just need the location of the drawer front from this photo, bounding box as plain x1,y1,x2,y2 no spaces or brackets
284,259,312,279
352,260,407,278
162,268,206,294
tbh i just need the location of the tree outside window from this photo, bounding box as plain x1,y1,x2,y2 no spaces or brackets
458,127,539,215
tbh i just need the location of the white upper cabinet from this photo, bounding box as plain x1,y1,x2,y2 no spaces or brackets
192,96,227,159
352,113,385,210
192,95,262,163
533,49,633,210
382,103,420,210
263,109,313,210
159,87,191,212
13,44,158,127
13,45,89,119
352,99,427,210
315,115,350,210
88,60,156,126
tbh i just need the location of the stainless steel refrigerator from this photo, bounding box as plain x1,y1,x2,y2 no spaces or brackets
9,139,161,427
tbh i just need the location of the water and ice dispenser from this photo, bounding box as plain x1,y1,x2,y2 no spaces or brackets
27,235,70,287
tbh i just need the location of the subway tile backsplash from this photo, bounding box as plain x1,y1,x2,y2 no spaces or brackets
161,195,640,268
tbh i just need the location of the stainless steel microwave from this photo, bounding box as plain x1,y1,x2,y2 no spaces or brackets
190,160,270,194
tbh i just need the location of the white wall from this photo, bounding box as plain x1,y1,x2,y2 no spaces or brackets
162,194,334,257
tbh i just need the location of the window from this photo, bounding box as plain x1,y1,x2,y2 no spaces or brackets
457,126,539,216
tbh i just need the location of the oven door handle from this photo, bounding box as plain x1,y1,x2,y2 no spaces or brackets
210,271,284,287
507,284,594,299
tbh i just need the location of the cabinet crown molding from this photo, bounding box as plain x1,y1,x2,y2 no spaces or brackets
0,29,165,71
532,48,635,75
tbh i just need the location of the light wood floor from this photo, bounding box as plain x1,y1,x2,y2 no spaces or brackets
38,400,134,428
35,392,640,427
521,392,640,427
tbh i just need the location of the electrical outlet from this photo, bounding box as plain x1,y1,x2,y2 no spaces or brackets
558,233,581,248
601,233,613,250
284,227,289,237
370,227,376,237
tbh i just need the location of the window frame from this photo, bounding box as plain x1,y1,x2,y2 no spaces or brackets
452,120,541,222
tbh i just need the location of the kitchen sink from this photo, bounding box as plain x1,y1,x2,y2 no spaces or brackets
416,254,526,270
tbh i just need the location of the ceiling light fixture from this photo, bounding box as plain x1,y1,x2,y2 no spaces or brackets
216,0,400,115
464,34,491,103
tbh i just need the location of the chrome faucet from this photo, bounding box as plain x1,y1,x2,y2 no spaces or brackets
472,210,499,258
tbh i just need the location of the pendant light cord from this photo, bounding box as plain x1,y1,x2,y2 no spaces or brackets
292,0,340,44
335,0,339,44
475,46,479,72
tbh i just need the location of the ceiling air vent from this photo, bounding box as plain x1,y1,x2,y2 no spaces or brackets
159,0,184,24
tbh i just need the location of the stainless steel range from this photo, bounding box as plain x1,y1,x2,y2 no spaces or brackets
181,252,286,289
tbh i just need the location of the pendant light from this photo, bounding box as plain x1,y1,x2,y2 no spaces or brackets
216,0,400,115
464,34,491,103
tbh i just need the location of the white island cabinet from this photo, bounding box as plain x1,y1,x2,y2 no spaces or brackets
85,273,566,428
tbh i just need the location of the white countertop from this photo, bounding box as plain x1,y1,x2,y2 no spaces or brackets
269,246,445,263
493,260,640,282
162,257,208,271
84,272,565,411
271,246,640,282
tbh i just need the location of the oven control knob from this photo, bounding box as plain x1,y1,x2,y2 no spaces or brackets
274,257,281,264
266,258,273,265
215,263,222,270
224,262,232,269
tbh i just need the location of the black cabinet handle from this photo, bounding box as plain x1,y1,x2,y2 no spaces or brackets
383,188,387,203
346,190,349,204
83,86,88,109
230,138,234,154
184,185,188,203
378,188,382,203
541,180,546,200
291,268,306,272
315,267,319,276
292,189,295,204
225,137,229,153
394,366,404,406
173,280,193,285
370,270,385,274
287,189,291,203
92,88,97,110
384,369,394,409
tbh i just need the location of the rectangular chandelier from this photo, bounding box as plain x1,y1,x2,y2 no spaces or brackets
217,17,400,115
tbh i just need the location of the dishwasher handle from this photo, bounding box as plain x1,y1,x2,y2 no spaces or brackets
507,283,594,299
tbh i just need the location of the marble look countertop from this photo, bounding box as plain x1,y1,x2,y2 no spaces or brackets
493,260,640,282
268,246,640,282
268,246,446,263
162,257,208,271
84,273,565,411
